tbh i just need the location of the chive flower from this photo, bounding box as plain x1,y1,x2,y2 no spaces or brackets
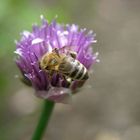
15,15,98,103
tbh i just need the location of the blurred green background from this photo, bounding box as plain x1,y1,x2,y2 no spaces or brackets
0,0,140,140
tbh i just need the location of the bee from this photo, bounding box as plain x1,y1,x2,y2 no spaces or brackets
39,47,89,82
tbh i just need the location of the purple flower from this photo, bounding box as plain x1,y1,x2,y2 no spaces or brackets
15,15,98,103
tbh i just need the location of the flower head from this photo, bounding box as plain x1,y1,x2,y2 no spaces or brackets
15,15,98,103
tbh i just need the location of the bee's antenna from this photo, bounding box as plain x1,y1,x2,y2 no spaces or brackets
53,48,60,57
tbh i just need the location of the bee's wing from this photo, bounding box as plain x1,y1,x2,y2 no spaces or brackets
55,46,77,59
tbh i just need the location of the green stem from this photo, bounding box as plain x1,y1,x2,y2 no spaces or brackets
32,100,55,140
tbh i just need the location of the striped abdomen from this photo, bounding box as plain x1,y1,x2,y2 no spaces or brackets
59,56,89,81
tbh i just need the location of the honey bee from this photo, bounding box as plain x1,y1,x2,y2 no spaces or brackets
39,47,89,82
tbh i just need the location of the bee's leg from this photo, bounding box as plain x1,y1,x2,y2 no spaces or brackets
48,70,55,80
69,51,77,59
62,76,73,88
66,77,73,83
50,70,54,76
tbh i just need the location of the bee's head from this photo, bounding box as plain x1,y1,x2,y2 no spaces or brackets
39,53,59,71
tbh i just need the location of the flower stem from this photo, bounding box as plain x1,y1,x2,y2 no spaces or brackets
32,100,55,140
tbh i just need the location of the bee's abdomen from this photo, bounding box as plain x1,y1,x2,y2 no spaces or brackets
69,59,88,81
